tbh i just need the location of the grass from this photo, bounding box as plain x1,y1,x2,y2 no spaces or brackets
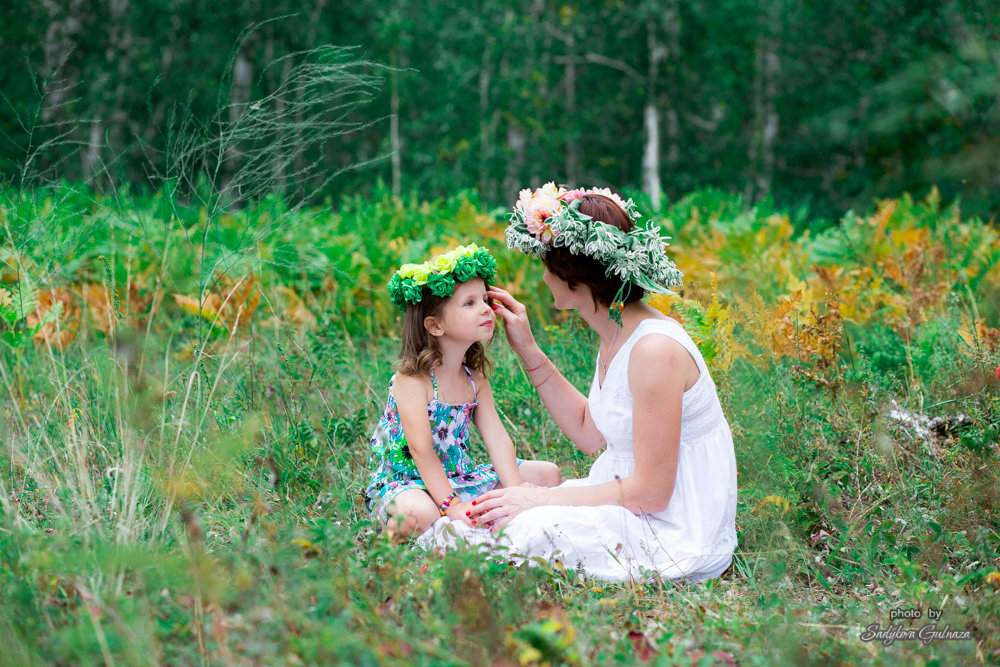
0,184,999,665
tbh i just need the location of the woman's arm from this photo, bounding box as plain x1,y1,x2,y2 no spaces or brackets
470,373,521,487
468,335,689,526
488,286,605,453
393,374,474,524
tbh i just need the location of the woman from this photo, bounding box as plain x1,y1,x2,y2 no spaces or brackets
419,183,737,582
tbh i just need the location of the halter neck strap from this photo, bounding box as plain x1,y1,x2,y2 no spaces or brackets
429,365,476,403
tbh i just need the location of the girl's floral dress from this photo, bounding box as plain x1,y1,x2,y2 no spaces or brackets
364,367,503,522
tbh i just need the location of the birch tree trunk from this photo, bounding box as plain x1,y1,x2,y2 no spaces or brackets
293,0,327,191
87,0,132,185
40,0,84,123
529,0,551,189
503,0,545,202
479,36,495,201
642,21,665,210
272,51,294,194
643,104,660,209
223,50,253,200
109,0,131,139
390,47,401,197
39,0,84,183
749,2,781,202
503,126,526,202
564,35,579,186
83,121,103,181
664,0,680,169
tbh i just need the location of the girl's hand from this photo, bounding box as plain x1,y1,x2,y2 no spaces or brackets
486,287,538,359
468,486,550,529
445,500,475,527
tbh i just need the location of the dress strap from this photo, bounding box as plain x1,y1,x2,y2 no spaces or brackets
463,365,477,397
429,370,439,400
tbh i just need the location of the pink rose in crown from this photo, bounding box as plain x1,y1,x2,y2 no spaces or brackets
517,182,565,244
526,213,556,243
560,188,587,203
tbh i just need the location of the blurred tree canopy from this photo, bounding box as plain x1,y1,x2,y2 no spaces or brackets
1,0,998,220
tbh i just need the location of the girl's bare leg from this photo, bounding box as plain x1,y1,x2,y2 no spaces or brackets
384,489,440,541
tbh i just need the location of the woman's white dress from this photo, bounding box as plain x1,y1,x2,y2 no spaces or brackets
417,318,738,582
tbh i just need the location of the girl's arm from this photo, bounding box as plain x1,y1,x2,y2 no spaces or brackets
470,372,521,487
393,374,473,524
488,287,605,453
468,336,688,526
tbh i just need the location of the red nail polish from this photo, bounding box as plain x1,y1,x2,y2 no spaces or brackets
472,520,477,525
465,511,470,516
471,500,477,505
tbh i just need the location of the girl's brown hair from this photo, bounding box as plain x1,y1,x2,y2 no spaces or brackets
541,193,645,310
396,278,494,377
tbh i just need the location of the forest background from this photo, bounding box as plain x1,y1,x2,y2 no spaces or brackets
1,1,1000,665
4,0,1000,219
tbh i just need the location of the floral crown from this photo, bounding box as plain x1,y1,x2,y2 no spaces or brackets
387,244,498,310
505,182,682,324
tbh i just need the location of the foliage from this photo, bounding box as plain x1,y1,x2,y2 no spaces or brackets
2,2,1000,219
0,184,999,664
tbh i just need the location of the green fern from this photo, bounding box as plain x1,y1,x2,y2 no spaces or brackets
4,270,38,322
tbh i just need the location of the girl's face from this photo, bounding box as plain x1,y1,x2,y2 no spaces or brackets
433,278,495,343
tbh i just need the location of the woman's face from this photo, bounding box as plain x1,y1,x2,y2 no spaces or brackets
542,266,575,310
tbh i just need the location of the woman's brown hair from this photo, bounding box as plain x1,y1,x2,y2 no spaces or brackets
396,278,494,377
541,193,645,310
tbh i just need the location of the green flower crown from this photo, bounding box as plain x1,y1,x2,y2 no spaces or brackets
387,244,498,310
505,182,683,325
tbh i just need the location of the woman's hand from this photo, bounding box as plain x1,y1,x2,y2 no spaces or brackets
468,485,551,529
445,500,475,527
487,286,540,361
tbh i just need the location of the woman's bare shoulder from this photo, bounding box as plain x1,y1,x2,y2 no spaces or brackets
631,333,689,363
630,333,699,388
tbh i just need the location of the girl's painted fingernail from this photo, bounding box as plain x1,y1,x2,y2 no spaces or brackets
471,520,477,525
471,500,477,505
465,511,470,516
491,304,499,310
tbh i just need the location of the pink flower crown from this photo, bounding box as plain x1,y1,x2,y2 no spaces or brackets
505,182,682,325
512,183,638,245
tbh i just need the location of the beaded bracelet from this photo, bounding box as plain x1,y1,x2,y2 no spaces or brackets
437,491,459,516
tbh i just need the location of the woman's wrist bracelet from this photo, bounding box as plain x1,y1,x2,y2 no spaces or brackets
525,356,550,373
437,491,459,516
533,368,556,389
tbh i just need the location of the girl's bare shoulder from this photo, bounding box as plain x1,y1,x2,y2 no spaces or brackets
391,372,432,404
470,368,494,395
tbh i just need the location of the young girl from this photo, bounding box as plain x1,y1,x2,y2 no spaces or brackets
364,244,561,538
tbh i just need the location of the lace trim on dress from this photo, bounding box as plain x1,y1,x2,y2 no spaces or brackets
430,365,477,405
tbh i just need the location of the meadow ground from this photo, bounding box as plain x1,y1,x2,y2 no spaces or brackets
1,185,998,665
